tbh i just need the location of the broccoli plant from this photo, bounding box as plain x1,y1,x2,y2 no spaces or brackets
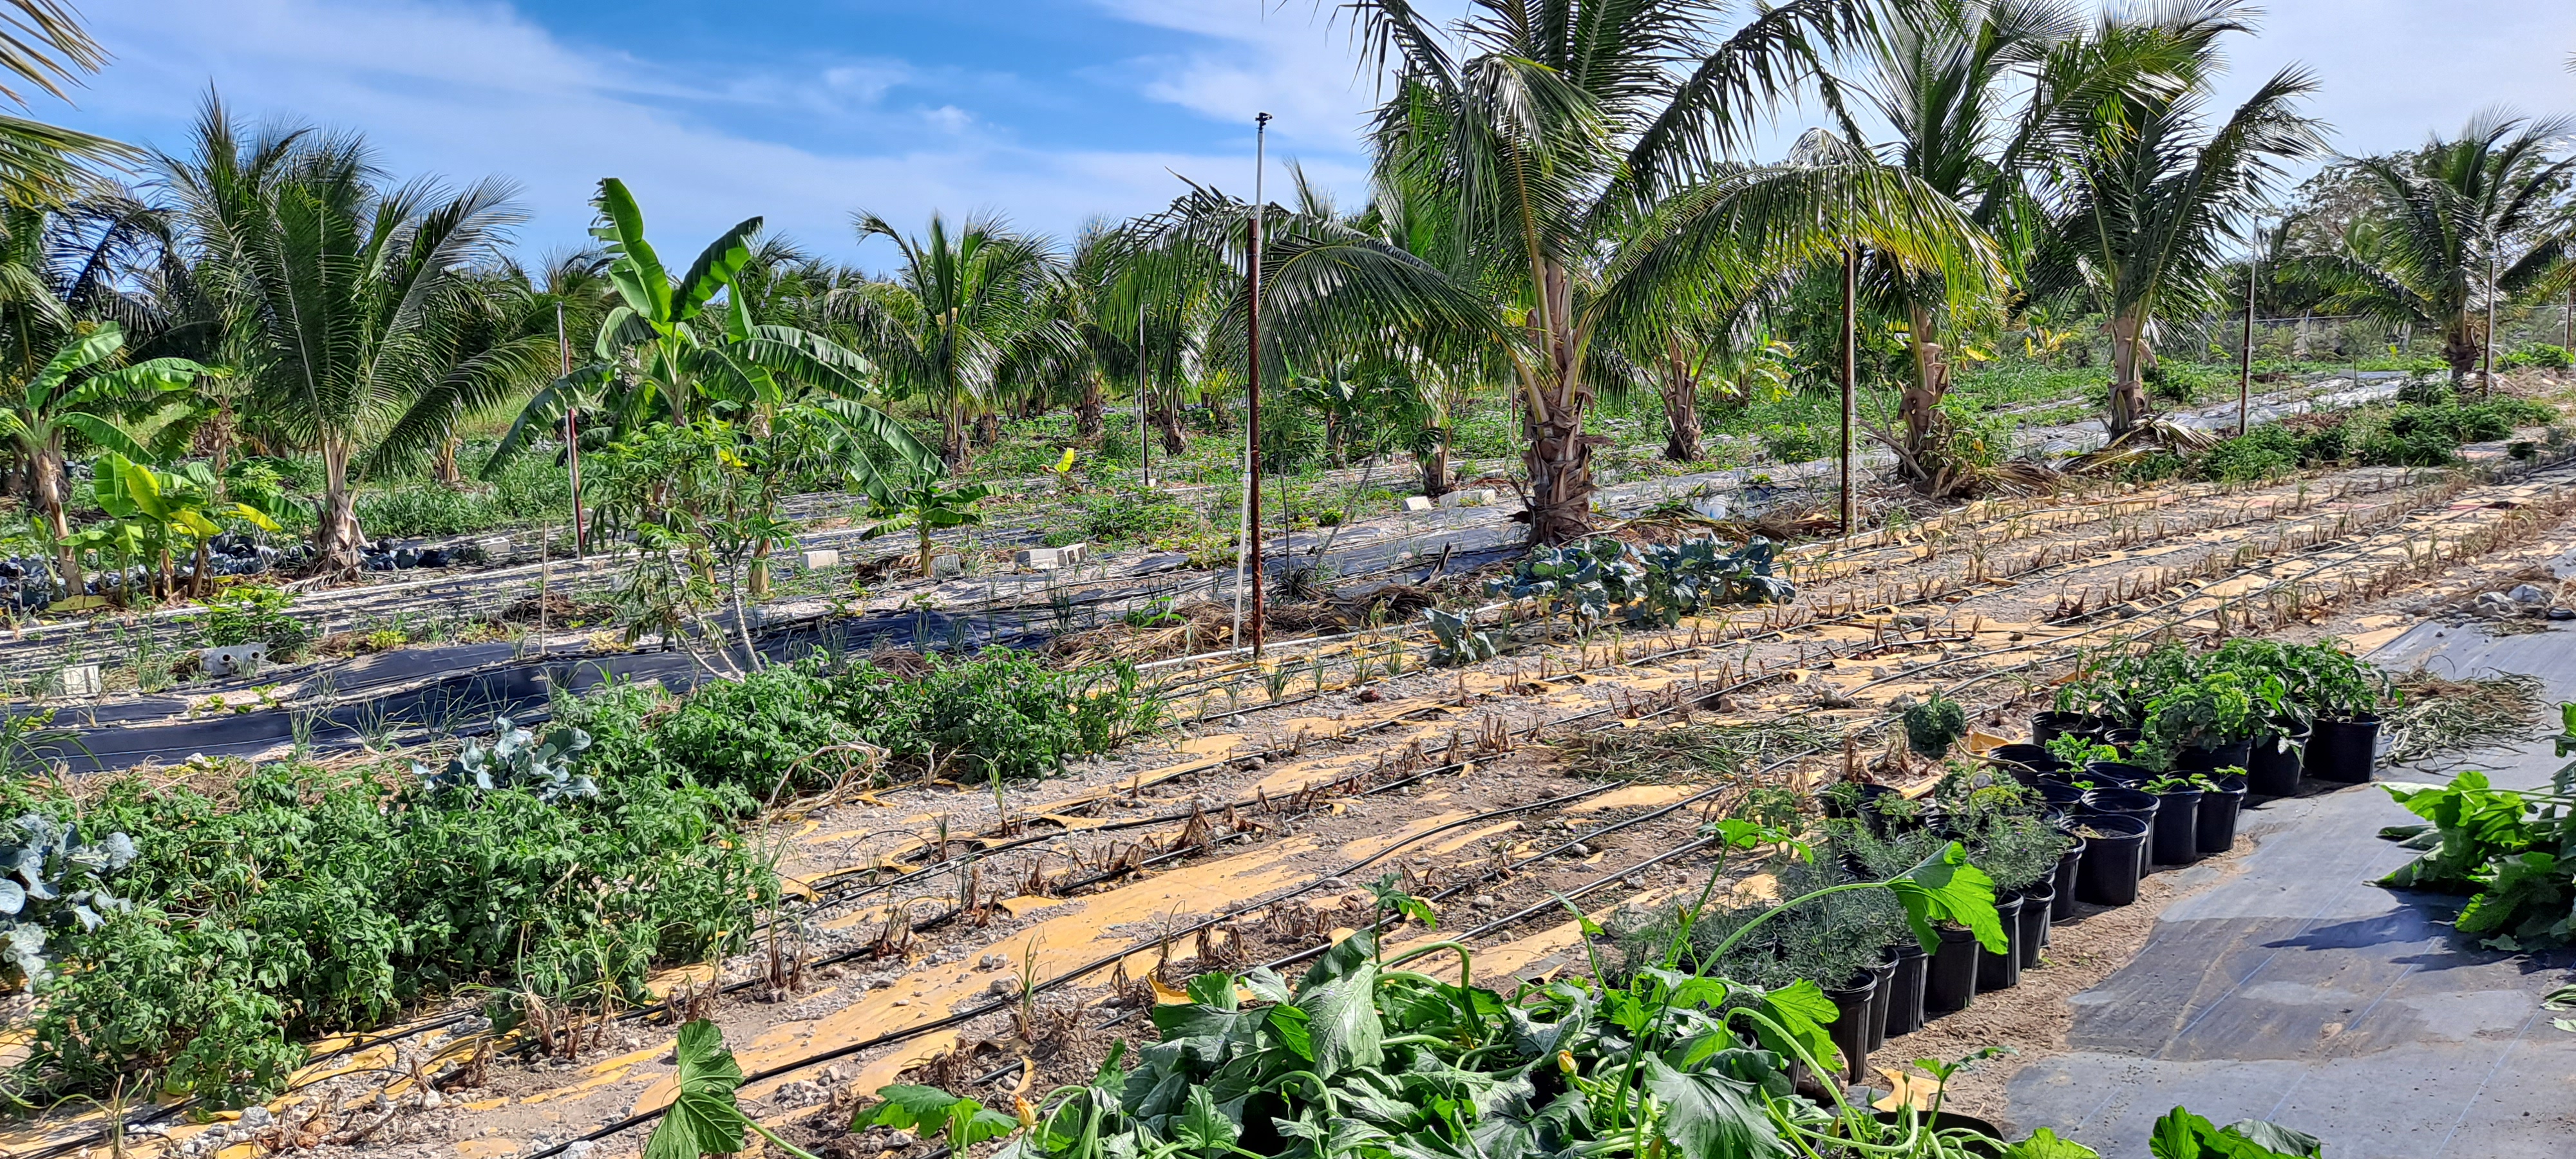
1424,608,1499,666
415,715,597,801
0,813,138,985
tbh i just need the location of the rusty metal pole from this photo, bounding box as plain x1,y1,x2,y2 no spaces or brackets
558,303,583,558
1839,247,1857,537
2239,221,2257,437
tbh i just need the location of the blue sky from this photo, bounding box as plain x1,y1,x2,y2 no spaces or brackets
28,0,2576,272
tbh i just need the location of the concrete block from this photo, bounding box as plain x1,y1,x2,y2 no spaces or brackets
59,664,100,697
1015,546,1072,570
200,643,270,678
1403,496,1436,513
1438,489,1497,509
473,536,514,563
931,554,965,579
1056,542,1089,564
802,549,840,570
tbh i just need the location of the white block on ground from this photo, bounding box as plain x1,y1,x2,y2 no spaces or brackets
931,554,965,579
1016,547,1072,570
1057,542,1089,564
59,664,100,697
1439,489,1496,509
1403,496,1436,513
200,643,270,678
802,549,840,570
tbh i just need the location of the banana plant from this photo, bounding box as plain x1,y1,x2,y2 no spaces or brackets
0,324,213,599
858,470,990,579
77,453,280,605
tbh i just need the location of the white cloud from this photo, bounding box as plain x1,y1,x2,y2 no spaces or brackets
40,0,1340,263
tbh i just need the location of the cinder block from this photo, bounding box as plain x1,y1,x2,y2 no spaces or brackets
200,643,270,678
931,554,965,579
59,664,100,697
1403,496,1436,513
802,549,840,570
1438,489,1496,509
1015,547,1065,570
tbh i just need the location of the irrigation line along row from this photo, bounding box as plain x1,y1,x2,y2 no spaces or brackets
34,453,2557,1159
517,460,2559,1159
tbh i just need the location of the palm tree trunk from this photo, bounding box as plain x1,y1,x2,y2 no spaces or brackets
2107,309,2152,435
316,435,366,572
1153,398,1186,456
2443,321,2480,388
1898,308,1955,484
974,411,1000,449
431,435,464,485
1419,431,1451,498
1520,260,1601,546
1075,373,1104,440
940,406,969,473
1660,336,1701,463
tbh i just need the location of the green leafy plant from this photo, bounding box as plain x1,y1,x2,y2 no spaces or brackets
2145,1106,2322,1158
1903,692,1969,759
861,471,991,578
0,813,137,986
644,1019,829,1159
2044,734,2119,766
2378,766,2573,948
1488,535,1794,631
1424,607,1499,666
194,585,312,657
414,715,598,801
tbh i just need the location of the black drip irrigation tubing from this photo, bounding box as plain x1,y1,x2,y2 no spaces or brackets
521,457,2576,1159
33,455,2562,1159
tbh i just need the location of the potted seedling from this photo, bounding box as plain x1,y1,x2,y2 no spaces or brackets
2284,643,2397,782
2137,772,2217,865
2141,670,2263,774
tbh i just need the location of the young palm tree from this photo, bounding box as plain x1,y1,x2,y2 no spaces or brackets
0,323,207,597
0,0,137,206
2300,113,2576,388
160,99,553,570
2029,1,2325,434
840,212,1062,473
1265,0,1997,543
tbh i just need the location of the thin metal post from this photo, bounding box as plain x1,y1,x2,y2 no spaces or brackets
2484,225,2497,399
1839,247,1856,537
558,303,583,558
1138,306,1151,489
2239,219,2257,437
1248,111,1271,658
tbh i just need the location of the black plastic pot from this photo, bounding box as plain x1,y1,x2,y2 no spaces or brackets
2150,786,2204,865
2050,836,2086,921
2101,726,2143,749
1882,939,1929,1039
2196,775,2249,854
1925,924,1980,1013
1989,744,2065,784
1823,970,1879,1084
2309,714,2382,783
2036,780,2087,813
2031,711,2089,744
2079,786,2161,838
2083,760,2155,787
2019,880,2056,967
1822,782,1898,821
2175,738,2253,773
2245,723,2309,798
1978,892,2025,992
1863,950,1898,1053
2074,813,2152,905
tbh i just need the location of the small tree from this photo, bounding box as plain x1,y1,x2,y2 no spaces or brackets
0,324,207,601
859,471,989,578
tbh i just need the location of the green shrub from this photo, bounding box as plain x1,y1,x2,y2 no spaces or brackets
10,762,766,1108
2193,427,2302,483
2505,343,2573,370
1756,422,1826,463
1054,491,1204,549
650,663,863,802
192,585,311,657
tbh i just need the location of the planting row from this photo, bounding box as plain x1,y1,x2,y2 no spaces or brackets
0,648,1162,1112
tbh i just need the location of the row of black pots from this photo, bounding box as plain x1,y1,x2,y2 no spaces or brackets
2004,710,2384,794
1824,874,2065,1086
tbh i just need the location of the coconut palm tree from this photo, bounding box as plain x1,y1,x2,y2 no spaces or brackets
2298,112,2576,389
837,213,1062,473
0,323,207,598
2028,0,2325,434
1258,0,1998,543
0,0,137,207
159,100,554,571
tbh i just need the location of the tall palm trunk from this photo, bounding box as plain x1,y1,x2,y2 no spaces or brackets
1418,429,1452,497
974,411,1000,448
431,435,464,485
33,438,79,600
1519,259,1601,545
1658,335,1701,463
1897,306,1955,481
316,434,366,572
2442,319,2481,388
1075,373,1104,439
2107,309,2153,435
939,405,969,473
1152,396,1186,455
